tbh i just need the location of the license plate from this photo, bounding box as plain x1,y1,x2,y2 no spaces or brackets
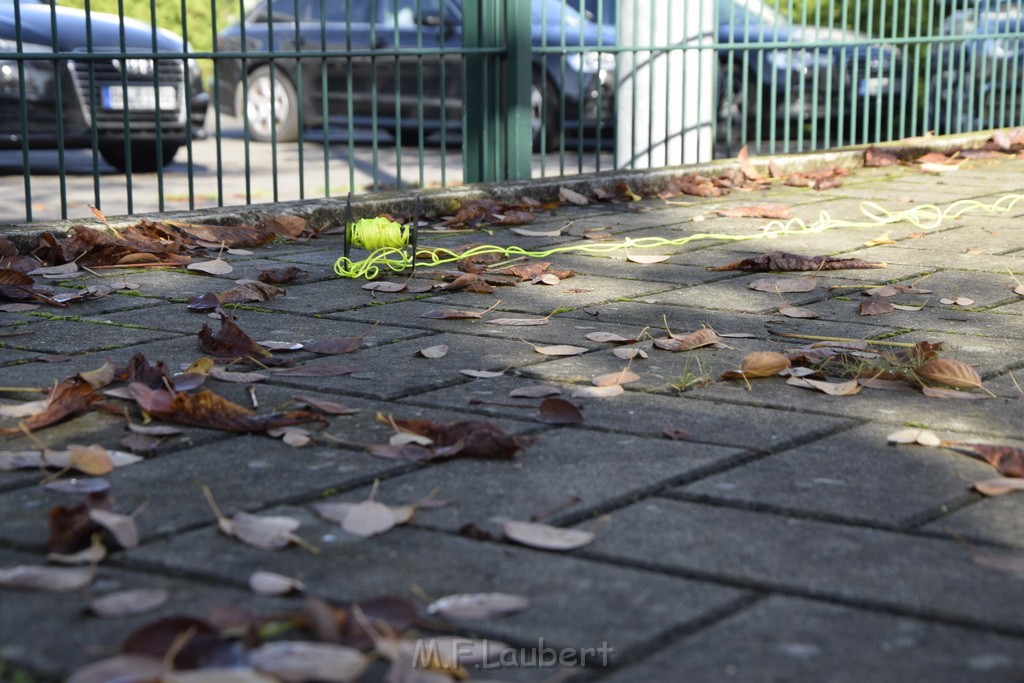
102,85,178,111
859,77,890,97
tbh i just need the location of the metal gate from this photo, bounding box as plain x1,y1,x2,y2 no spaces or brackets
0,0,1020,224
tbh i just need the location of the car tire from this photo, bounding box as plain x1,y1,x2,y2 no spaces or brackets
98,141,180,173
532,74,559,152
240,64,300,143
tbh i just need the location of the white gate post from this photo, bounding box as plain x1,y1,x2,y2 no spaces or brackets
616,0,715,168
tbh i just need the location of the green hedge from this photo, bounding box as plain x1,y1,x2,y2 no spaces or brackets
56,0,241,57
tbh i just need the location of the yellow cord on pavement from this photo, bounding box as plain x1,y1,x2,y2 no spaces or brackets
333,194,1024,280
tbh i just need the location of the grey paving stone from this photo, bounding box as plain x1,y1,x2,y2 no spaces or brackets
329,299,665,346
689,370,1024,438
83,303,427,345
578,498,1024,632
921,494,1024,551
671,422,996,528
121,510,750,660
847,245,1024,274
799,297,1024,344
315,427,748,536
403,377,854,451
599,595,1024,683
0,388,537,549
0,547,299,679
1,317,181,354
420,275,678,314
628,272,834,314
261,332,552,400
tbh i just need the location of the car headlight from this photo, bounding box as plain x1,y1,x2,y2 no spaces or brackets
0,39,54,101
767,48,832,72
566,50,615,74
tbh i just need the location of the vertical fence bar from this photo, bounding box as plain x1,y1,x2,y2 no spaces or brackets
13,0,32,222
505,0,533,181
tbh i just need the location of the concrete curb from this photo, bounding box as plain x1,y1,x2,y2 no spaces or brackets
0,129,1006,251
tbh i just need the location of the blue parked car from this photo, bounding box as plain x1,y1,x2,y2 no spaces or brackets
216,0,616,149
573,0,903,143
0,0,208,171
930,0,1023,133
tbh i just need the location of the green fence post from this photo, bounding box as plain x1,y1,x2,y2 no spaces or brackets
504,0,532,181
463,0,531,183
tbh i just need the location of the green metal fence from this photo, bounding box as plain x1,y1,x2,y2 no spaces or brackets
0,0,1021,224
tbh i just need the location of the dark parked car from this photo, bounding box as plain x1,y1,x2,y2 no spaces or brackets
930,0,1023,133
574,0,903,144
0,0,208,171
215,0,616,149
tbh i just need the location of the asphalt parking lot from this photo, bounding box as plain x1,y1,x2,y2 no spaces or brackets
0,118,616,225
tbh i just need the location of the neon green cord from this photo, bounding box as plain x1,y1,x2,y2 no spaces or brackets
333,195,1024,280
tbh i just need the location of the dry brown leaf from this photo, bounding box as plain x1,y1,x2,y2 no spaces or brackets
558,187,591,205
714,204,792,219
779,306,819,319
209,367,268,383
654,328,720,352
249,641,368,683
293,395,359,415
585,332,633,343
0,380,101,436
785,376,862,396
887,428,942,446
509,385,562,399
593,369,641,387
487,317,550,326
0,565,94,592
626,253,671,264
531,344,588,356
421,309,487,320
943,443,1024,477
304,337,363,355
78,359,118,389
198,317,272,363
426,593,530,621
536,397,583,425
460,369,505,379
511,227,564,237
227,512,308,551
915,358,983,390
188,258,233,275
69,445,114,476
129,383,324,433
921,386,990,400
218,280,285,304
737,145,764,181
860,297,895,316
973,478,1024,496
940,296,974,306
362,281,407,293
249,570,305,596
723,351,791,380
921,161,962,173
712,251,885,272
89,588,169,618
416,345,449,359
613,347,648,360
66,655,166,683
532,273,562,285
748,278,817,293
89,508,139,548
572,384,625,398
502,520,594,550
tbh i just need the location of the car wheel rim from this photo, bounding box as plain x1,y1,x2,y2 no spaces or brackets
531,83,544,138
247,74,290,138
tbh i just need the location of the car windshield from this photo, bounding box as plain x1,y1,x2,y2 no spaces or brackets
718,0,785,27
